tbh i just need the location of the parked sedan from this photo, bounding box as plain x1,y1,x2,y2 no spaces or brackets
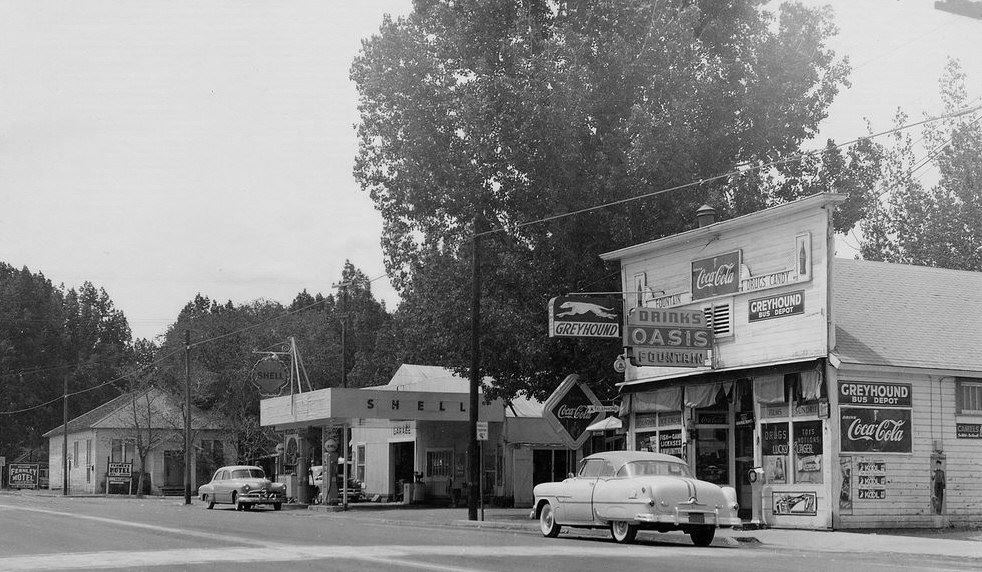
530,451,740,546
198,465,286,511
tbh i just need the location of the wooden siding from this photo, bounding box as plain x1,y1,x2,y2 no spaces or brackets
834,366,981,528
621,205,830,382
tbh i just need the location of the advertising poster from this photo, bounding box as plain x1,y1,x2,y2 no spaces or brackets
840,408,912,453
838,381,911,408
855,458,887,500
761,422,789,484
839,456,853,514
658,430,684,458
793,420,823,483
772,491,818,516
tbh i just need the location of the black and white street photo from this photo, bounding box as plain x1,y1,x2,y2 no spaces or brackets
2,1,981,570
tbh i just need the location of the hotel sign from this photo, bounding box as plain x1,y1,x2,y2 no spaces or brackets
691,251,740,301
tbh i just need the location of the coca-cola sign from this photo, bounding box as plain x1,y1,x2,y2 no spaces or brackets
691,251,741,301
840,408,912,453
542,374,605,449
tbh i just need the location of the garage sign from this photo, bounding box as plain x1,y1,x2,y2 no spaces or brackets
542,374,605,449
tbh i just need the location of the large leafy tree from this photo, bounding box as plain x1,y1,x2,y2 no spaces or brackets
352,0,867,400
860,59,982,269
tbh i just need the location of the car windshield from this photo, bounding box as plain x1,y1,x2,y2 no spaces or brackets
618,460,692,478
230,468,265,479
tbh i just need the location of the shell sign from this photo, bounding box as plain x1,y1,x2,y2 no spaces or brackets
252,358,289,396
542,374,606,449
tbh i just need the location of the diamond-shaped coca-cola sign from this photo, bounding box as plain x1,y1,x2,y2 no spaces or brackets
542,374,606,449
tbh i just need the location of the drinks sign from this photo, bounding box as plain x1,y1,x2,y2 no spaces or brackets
542,374,605,449
691,251,740,301
840,408,912,453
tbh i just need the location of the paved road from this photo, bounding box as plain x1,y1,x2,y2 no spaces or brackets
0,495,976,571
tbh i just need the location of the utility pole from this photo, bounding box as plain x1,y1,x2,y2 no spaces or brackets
332,280,350,388
62,373,69,496
468,214,483,521
184,329,192,505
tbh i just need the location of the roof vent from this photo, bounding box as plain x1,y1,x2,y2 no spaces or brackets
696,204,716,227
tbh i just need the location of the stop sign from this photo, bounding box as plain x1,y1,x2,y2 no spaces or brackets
252,358,289,395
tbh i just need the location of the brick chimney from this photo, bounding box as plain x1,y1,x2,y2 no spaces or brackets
696,204,716,227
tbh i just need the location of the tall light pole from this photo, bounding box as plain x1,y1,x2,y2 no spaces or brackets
184,329,192,505
62,373,69,496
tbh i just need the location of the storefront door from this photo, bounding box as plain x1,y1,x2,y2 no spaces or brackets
694,409,730,486
734,422,754,519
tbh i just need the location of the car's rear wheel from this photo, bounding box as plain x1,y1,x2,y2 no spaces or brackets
689,526,716,547
610,520,638,544
273,502,282,511
203,494,215,510
539,502,561,538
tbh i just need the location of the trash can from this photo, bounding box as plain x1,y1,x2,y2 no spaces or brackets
402,482,413,505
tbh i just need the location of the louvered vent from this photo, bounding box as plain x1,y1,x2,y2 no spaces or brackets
703,301,732,338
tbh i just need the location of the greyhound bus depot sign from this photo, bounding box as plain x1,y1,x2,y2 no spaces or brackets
548,296,622,339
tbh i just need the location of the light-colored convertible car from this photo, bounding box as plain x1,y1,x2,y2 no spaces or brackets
197,465,286,511
530,451,740,546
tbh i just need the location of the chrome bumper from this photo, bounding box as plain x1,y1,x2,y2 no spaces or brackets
634,507,741,527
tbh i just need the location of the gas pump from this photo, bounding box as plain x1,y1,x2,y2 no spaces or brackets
748,467,765,526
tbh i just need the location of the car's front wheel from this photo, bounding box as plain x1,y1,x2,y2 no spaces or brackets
232,492,242,511
273,502,282,511
202,494,215,510
610,520,638,544
689,526,716,547
539,502,561,538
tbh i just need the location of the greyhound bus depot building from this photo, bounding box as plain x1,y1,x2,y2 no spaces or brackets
603,193,982,530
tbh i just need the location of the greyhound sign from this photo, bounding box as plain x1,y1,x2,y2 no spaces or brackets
548,296,623,339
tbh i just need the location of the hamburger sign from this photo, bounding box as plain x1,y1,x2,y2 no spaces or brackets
542,374,606,449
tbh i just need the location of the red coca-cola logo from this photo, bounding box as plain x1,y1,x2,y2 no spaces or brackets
845,418,906,442
691,252,741,301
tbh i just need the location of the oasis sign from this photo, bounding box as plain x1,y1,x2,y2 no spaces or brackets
542,374,605,449
840,408,912,453
691,251,740,301
626,308,712,368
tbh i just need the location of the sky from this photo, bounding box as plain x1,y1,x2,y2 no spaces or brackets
1,1,980,342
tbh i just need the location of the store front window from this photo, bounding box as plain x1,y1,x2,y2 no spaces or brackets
694,401,730,486
759,377,824,485
634,411,684,459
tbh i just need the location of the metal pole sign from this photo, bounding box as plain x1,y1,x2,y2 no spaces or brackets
476,421,489,441
252,357,290,396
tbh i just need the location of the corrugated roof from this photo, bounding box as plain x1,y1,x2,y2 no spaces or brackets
833,258,982,371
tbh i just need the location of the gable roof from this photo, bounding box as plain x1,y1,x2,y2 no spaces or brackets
42,387,216,438
833,258,982,372
42,390,144,438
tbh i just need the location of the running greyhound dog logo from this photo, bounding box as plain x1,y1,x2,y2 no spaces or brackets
555,301,618,320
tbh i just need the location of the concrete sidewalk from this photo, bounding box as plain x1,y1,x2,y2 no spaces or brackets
321,504,982,559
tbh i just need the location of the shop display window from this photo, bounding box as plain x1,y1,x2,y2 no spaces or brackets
634,412,684,459
759,399,824,485
426,449,453,478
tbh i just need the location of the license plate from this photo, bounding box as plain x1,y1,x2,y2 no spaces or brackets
688,513,705,524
